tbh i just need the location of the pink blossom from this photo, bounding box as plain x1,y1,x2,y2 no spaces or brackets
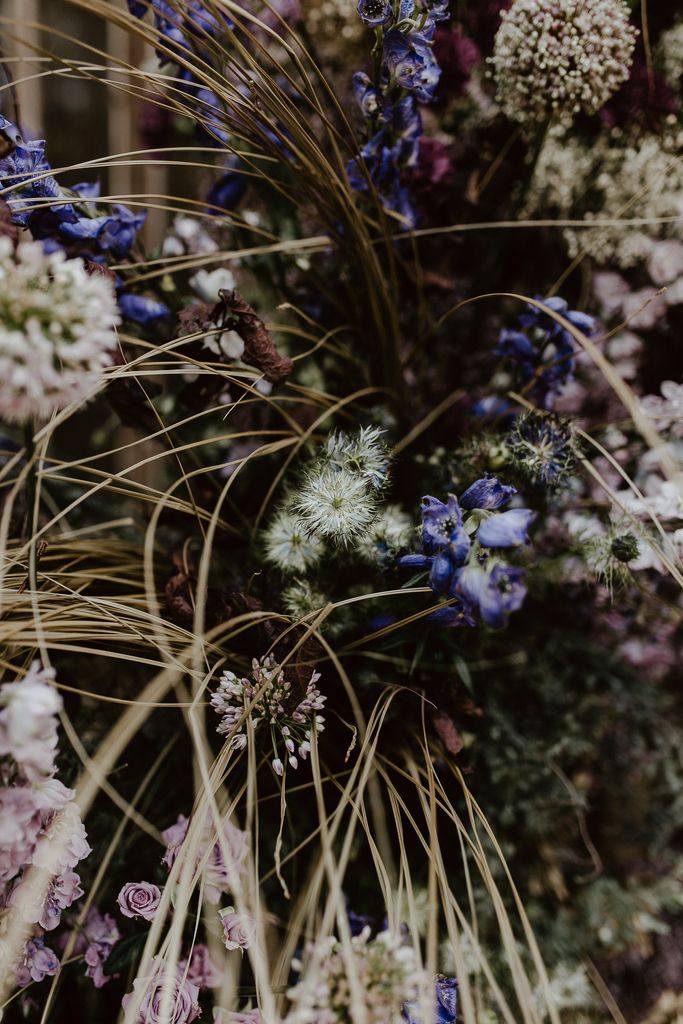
117,881,162,921
162,812,248,903
0,786,41,884
220,907,256,951
180,943,220,988
0,664,61,780
78,906,121,988
122,958,201,1024
32,800,91,875
15,933,60,986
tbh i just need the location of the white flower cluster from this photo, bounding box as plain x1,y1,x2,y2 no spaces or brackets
294,428,390,547
211,655,326,775
0,238,120,424
491,0,637,124
526,126,683,267
284,928,426,1024
264,428,392,562
656,20,683,86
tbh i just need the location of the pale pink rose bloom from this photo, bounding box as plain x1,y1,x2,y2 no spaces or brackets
220,907,257,951
117,881,162,921
122,958,201,1024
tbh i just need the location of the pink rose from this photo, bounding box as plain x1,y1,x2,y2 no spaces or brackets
180,943,220,988
117,881,162,921
122,959,201,1024
220,907,256,951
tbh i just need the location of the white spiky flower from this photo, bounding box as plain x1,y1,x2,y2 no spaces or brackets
357,503,413,564
322,426,391,492
491,0,637,124
294,466,378,547
284,928,428,1024
0,238,120,424
263,509,325,573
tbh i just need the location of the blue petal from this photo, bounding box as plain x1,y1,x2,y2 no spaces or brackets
429,551,454,594
459,475,516,511
476,509,536,548
118,293,171,323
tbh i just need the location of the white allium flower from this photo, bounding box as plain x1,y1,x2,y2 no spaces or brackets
263,509,325,572
526,126,683,268
0,239,119,423
357,503,413,563
491,0,637,124
211,655,325,773
294,466,378,547
656,20,683,86
284,928,427,1024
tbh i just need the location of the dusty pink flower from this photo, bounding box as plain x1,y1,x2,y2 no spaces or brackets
15,934,60,986
122,958,201,1024
117,881,162,921
180,943,220,988
79,906,121,988
162,812,248,904
0,664,61,780
0,786,41,884
214,1010,263,1024
220,907,256,951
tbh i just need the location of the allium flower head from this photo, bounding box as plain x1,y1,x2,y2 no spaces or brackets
0,238,119,423
491,0,637,124
263,509,325,573
211,655,325,775
284,928,427,1024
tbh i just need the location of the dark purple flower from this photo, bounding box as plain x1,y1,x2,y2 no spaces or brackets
460,475,516,511
456,564,527,629
206,167,248,213
433,28,480,95
357,0,393,25
383,29,441,102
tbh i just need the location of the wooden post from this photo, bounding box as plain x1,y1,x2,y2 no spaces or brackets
5,0,44,133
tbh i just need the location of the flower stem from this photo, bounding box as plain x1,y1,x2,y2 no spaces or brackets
23,422,39,594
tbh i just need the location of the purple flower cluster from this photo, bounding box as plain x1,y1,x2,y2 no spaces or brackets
66,906,121,988
162,812,248,904
0,664,91,990
496,297,597,410
348,0,449,226
0,116,169,326
400,476,535,628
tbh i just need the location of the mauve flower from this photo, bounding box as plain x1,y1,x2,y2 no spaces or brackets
0,664,61,780
220,907,257,951
0,786,41,883
32,800,91,875
80,906,121,988
162,812,249,904
122,958,201,1024
180,943,220,988
15,934,60,986
117,881,162,921
433,28,480,95
12,870,84,931
214,1010,263,1024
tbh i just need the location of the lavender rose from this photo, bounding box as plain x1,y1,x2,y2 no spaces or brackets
117,881,162,921
220,907,256,951
122,958,201,1024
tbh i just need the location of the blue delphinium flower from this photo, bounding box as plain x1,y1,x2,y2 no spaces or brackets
206,165,248,213
496,297,597,409
403,975,458,1024
357,0,393,26
382,29,442,102
117,293,172,324
348,0,448,225
399,474,535,629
